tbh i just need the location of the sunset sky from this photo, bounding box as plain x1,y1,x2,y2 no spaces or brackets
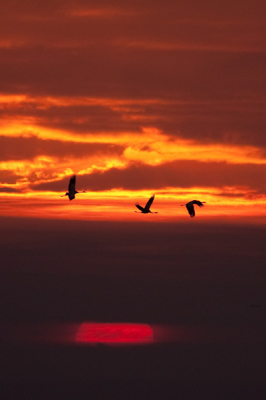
1,0,266,219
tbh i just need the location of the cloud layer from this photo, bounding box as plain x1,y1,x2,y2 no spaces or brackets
1,0,266,217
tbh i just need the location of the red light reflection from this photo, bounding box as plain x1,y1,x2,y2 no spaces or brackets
1,323,265,346
76,323,153,345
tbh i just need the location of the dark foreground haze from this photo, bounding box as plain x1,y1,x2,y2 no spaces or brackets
1,216,266,399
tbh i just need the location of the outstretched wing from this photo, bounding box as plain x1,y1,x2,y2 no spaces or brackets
186,203,195,217
193,200,204,207
135,204,145,212
144,195,155,212
68,175,76,192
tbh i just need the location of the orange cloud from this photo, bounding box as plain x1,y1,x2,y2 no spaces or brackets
1,117,266,167
0,153,127,192
1,99,266,205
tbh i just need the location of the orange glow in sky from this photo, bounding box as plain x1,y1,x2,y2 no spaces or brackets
1,1,266,220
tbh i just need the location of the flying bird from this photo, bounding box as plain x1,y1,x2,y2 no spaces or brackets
135,195,158,214
181,200,206,217
61,175,86,201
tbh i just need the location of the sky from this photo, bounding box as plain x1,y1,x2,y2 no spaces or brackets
1,1,266,398
1,0,266,219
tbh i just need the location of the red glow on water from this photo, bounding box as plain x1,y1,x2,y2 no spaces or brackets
1,323,265,346
75,323,153,345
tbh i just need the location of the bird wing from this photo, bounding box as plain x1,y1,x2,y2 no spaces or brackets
144,195,155,212
68,175,76,192
135,204,145,212
193,200,204,207
186,203,195,217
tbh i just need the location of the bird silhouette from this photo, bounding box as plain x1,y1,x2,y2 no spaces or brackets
135,195,158,214
181,200,206,217
61,175,86,201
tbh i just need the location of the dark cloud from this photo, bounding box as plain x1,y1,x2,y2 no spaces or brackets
0,170,23,185
0,103,142,134
0,136,124,161
0,186,20,193
1,47,265,100
0,0,265,50
31,160,266,194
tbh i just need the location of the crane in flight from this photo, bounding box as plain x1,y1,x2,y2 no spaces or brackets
135,195,158,214
61,175,86,201
181,200,206,217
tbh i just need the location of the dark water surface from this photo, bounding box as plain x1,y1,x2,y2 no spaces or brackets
1,217,266,399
